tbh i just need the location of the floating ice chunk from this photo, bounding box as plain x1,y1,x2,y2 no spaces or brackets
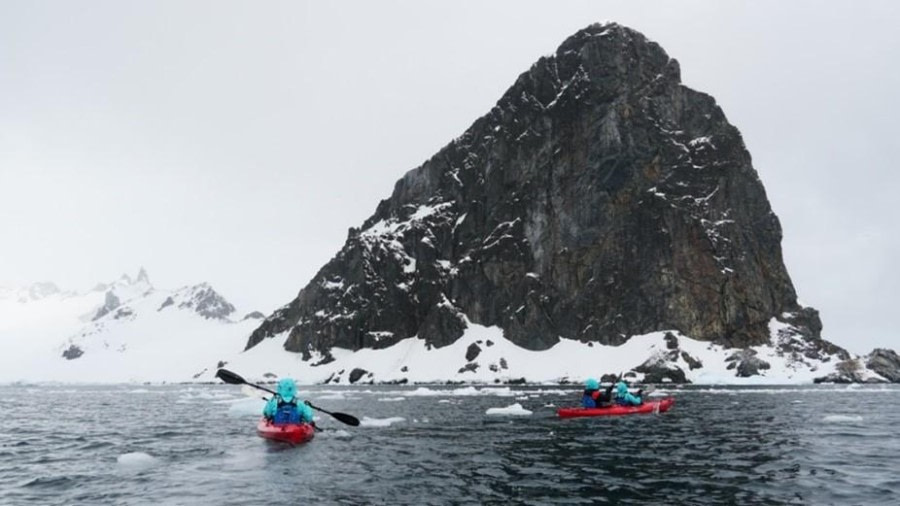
486,403,532,416
360,416,406,427
823,415,863,423
227,398,265,416
117,452,158,469
377,397,406,402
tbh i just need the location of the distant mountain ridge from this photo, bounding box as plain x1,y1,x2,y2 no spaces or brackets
0,269,260,383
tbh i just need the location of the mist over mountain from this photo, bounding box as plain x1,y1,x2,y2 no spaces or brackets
0,269,257,383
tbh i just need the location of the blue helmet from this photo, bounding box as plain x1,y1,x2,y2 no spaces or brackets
276,378,297,402
585,378,600,390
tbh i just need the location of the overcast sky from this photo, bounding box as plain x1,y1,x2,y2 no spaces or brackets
1,1,897,354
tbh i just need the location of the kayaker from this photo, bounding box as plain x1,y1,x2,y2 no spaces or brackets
582,378,613,408
263,378,315,425
614,379,643,406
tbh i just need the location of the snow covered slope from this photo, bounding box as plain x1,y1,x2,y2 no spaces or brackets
194,316,888,386
0,270,260,383
1,271,889,385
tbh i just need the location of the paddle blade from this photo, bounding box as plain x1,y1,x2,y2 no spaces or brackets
330,412,360,427
215,368,246,385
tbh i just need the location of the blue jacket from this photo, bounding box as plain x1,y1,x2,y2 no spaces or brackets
263,378,314,424
615,381,642,406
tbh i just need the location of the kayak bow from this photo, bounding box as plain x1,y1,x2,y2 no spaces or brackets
256,418,316,444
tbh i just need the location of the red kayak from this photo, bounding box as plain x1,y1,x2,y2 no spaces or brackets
557,397,675,418
256,418,316,444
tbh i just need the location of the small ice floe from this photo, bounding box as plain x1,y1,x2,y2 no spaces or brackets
516,396,530,400
438,399,453,404
791,400,803,404
485,403,533,416
360,416,406,428
823,415,864,423
647,390,668,398
117,452,158,470
377,397,406,402
325,429,352,439
226,398,265,416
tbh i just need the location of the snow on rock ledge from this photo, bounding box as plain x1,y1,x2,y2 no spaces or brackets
201,317,866,386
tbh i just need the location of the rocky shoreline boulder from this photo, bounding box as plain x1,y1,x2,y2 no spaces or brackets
865,349,900,382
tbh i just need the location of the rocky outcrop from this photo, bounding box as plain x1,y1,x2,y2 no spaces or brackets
172,284,235,320
348,368,369,384
814,358,884,384
61,344,83,360
725,349,771,378
865,349,900,382
635,353,688,383
158,297,174,311
246,22,837,363
466,343,482,362
93,291,122,321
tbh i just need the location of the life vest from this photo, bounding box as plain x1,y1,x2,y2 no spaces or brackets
582,389,611,408
272,398,302,424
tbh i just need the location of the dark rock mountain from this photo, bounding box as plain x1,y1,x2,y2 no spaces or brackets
246,23,842,366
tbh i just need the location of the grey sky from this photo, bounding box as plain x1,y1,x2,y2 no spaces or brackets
1,1,897,354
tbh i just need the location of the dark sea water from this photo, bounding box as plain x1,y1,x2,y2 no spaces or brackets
1,384,898,505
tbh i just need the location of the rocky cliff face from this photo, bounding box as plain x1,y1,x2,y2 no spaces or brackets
246,23,838,366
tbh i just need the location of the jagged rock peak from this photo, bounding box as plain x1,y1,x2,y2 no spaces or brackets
93,291,122,321
173,283,236,320
136,267,150,284
246,23,837,364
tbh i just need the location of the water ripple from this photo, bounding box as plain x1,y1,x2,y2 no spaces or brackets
1,384,898,505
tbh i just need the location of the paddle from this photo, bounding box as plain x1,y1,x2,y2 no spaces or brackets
215,368,360,427
238,385,326,433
